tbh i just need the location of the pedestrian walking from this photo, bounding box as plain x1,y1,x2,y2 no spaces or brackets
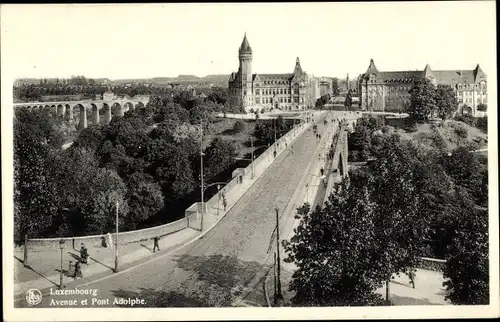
80,243,89,265
101,236,108,248
153,236,160,253
107,232,113,249
320,167,324,176
409,270,416,289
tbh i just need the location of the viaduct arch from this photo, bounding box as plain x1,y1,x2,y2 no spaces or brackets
13,96,150,129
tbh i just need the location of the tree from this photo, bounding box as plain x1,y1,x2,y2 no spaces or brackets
477,103,487,112
14,109,65,242
407,78,437,123
435,85,458,120
283,177,388,306
233,120,246,133
442,191,489,305
206,87,228,105
203,138,237,179
344,89,353,109
123,172,164,230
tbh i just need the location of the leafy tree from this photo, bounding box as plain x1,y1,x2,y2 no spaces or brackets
283,176,388,306
203,138,237,179
14,109,65,242
435,85,458,120
233,120,245,133
441,146,486,207
124,172,164,230
206,87,228,105
477,103,487,112
365,135,430,281
254,116,292,146
476,116,487,133
442,191,489,305
407,78,437,123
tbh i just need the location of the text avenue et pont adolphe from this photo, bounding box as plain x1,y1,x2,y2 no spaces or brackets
48,288,146,307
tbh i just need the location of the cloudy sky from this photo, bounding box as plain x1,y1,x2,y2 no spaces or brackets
1,2,496,80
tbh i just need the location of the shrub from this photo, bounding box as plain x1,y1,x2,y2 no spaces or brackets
454,114,475,127
233,120,245,133
453,123,468,139
476,117,487,133
477,103,487,112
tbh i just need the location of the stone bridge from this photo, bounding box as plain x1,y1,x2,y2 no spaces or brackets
13,96,150,129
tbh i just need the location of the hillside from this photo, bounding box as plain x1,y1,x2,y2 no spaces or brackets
393,120,488,151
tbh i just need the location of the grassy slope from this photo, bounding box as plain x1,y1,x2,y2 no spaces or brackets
393,120,487,151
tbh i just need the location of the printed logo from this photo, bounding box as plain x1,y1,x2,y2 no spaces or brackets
26,288,42,306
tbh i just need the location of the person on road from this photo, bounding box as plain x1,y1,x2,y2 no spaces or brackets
101,236,108,248
107,232,113,249
409,270,416,288
80,244,89,264
153,236,160,253
320,168,324,176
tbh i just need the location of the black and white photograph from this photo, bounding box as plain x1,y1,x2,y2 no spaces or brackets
1,2,498,321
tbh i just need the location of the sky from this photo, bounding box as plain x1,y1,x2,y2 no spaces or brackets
1,2,497,80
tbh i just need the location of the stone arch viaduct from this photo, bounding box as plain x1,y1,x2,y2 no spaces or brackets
13,96,150,129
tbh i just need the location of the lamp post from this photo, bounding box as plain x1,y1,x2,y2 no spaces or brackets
274,207,284,305
217,184,221,216
114,200,119,273
200,119,205,231
59,239,65,289
274,117,277,156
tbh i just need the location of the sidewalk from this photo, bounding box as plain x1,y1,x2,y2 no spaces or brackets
14,112,319,296
265,267,449,306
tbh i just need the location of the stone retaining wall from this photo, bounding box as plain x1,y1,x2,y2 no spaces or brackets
418,257,446,272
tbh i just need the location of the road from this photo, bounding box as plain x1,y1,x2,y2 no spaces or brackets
18,112,332,308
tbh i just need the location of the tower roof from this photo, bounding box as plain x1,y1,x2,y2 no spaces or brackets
293,57,303,76
239,33,252,53
365,58,378,76
473,63,487,82
422,63,436,79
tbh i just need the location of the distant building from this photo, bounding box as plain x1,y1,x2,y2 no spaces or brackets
228,33,319,111
103,88,115,101
359,58,487,115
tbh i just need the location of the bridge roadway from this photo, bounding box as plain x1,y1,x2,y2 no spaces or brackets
19,111,333,308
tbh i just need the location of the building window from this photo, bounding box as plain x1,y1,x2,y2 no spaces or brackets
256,98,260,104
256,89,260,95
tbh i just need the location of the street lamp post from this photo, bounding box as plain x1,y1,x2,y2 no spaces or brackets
217,184,221,216
200,119,205,231
59,239,65,289
274,207,284,305
114,200,119,273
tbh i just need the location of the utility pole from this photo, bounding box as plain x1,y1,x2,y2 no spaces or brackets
200,119,205,231
114,200,119,273
274,207,284,305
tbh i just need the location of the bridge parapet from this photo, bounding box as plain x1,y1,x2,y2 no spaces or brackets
323,122,350,203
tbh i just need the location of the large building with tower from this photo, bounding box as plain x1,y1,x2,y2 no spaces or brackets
228,33,320,112
358,59,487,116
